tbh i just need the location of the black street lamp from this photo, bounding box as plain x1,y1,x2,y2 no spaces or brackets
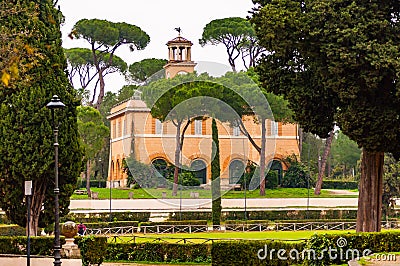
46,95,65,266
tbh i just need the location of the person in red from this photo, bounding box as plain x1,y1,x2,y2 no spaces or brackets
77,222,87,236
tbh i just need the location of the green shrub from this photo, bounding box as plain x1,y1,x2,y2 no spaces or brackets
62,211,150,223
305,231,400,265
322,180,358,190
212,240,305,266
168,212,212,221
85,221,139,229
281,160,313,188
140,220,207,226
77,180,106,188
0,236,65,256
75,236,107,266
0,225,26,236
106,242,211,263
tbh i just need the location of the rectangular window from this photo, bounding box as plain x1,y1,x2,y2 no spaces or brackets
155,119,163,134
194,120,202,135
123,119,127,135
117,121,121,137
233,126,240,136
271,121,278,136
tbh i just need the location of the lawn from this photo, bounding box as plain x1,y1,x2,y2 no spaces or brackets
110,230,355,243
71,187,358,200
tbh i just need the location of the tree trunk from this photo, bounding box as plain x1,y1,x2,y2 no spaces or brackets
298,126,303,154
259,119,266,196
314,130,334,195
356,149,384,232
27,179,46,236
95,69,106,109
86,160,91,197
211,118,221,227
172,121,182,196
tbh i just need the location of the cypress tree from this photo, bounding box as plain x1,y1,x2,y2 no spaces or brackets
211,118,221,227
0,0,83,235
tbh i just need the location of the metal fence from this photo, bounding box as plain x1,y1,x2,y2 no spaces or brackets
85,220,400,235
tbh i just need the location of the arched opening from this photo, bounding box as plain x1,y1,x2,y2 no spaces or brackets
190,159,207,184
151,158,169,178
269,160,283,185
229,160,245,184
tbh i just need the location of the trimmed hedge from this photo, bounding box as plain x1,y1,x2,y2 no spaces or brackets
77,180,107,188
0,225,26,236
305,231,400,265
62,211,150,223
140,220,208,226
86,221,139,229
106,242,211,263
322,180,358,190
0,236,66,256
212,240,305,266
75,236,107,266
168,210,358,221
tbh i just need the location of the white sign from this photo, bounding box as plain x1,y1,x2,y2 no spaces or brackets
25,181,32,196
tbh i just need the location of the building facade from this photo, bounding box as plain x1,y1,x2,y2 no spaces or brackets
107,35,300,188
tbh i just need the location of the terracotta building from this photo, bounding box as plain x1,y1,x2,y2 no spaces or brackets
107,35,300,188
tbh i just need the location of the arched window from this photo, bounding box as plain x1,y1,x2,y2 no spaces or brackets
229,160,245,184
190,159,207,184
151,158,169,178
269,160,283,185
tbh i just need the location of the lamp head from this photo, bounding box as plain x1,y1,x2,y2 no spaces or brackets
46,95,65,110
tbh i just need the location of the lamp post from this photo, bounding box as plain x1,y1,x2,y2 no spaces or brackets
25,181,32,266
98,158,102,188
46,95,65,266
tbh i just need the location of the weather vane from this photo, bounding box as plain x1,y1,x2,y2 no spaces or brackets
174,27,182,36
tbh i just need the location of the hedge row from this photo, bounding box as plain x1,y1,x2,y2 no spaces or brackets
0,225,26,236
140,220,208,226
62,211,150,223
106,243,211,263
322,180,358,190
0,236,65,256
212,240,305,266
86,221,139,229
77,180,107,188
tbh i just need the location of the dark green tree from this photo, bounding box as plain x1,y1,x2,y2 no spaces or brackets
252,0,400,231
331,131,361,178
127,58,167,84
0,0,83,235
211,118,222,226
383,154,400,219
71,19,150,108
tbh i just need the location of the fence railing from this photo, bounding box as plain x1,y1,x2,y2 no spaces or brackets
85,220,400,235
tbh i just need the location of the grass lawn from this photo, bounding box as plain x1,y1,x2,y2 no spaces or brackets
71,187,358,200
110,230,356,243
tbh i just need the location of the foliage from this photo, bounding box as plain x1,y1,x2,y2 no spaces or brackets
65,47,127,104
0,236,65,256
0,1,41,89
0,0,83,235
212,240,305,266
76,235,107,266
211,118,222,226
321,180,358,190
0,225,26,236
383,154,400,217
281,157,312,189
123,157,159,188
106,242,211,263
305,231,400,265
239,163,279,190
199,17,265,71
77,106,109,160
127,58,167,84
330,131,361,177
71,18,150,107
62,211,150,223
84,221,139,229
251,0,400,231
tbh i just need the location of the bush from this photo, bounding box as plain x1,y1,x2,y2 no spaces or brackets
140,220,208,226
305,231,400,265
212,240,305,266
62,212,150,223
77,180,106,188
282,160,313,188
168,212,212,221
0,236,65,256
106,242,211,263
322,180,358,190
85,221,139,229
238,166,278,190
75,236,107,266
0,225,26,236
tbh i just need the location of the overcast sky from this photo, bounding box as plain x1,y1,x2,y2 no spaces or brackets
58,0,255,92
